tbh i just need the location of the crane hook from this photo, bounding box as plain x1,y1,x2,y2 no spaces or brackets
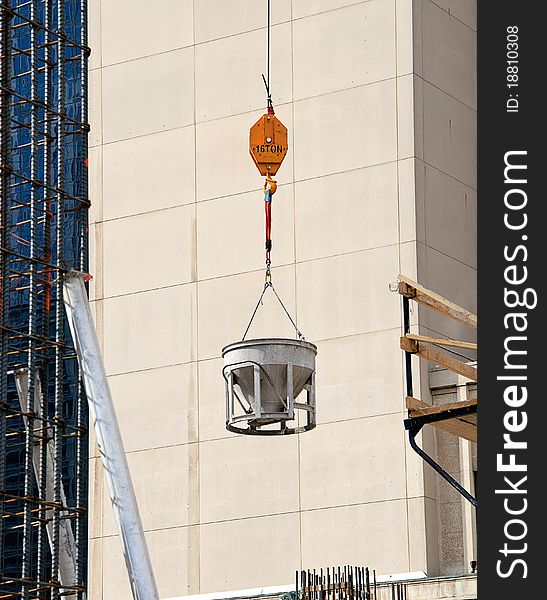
264,174,277,196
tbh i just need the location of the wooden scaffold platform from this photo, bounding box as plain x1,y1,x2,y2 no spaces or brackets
397,275,477,507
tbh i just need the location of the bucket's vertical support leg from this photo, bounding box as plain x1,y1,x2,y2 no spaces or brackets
287,362,294,419
309,372,316,428
226,370,234,424
254,365,262,419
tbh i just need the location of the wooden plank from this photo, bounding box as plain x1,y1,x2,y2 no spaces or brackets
434,418,477,443
406,333,477,351
406,396,477,416
401,336,419,353
401,336,477,381
418,344,478,382
405,396,477,443
406,395,430,411
398,274,477,329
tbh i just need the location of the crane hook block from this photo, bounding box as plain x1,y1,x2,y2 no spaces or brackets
249,112,288,176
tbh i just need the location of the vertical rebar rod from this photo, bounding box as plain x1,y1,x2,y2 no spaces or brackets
0,0,14,568
75,1,88,595
79,0,88,274
42,0,54,338
52,1,66,596
20,2,40,595
37,0,53,586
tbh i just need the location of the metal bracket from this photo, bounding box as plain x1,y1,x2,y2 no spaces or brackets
404,417,477,507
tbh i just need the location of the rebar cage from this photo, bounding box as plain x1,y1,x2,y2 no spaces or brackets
223,338,317,435
0,1,89,598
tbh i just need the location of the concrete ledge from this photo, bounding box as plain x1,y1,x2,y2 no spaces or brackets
375,575,477,600
163,574,477,600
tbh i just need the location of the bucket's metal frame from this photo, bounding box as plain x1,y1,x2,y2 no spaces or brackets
223,339,317,436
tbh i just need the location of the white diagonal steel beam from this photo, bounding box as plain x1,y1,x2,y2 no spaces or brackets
63,271,159,600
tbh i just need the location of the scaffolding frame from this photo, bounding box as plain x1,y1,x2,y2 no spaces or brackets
0,1,89,598
397,275,477,508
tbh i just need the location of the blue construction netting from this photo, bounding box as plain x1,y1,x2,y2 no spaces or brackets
0,1,89,597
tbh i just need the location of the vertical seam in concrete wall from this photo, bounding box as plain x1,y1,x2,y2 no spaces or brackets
191,0,201,593
289,0,303,571
420,1,427,291
394,0,402,277
411,0,440,576
394,0,412,575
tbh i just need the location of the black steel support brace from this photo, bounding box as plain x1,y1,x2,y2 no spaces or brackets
405,417,477,507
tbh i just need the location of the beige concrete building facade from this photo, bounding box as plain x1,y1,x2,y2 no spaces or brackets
87,1,477,598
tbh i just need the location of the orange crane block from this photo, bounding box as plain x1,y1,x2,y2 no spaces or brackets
249,112,288,176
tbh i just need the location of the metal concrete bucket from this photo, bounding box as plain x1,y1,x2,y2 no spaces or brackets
223,338,317,434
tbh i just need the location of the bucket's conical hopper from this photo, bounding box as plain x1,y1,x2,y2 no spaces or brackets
223,338,317,427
